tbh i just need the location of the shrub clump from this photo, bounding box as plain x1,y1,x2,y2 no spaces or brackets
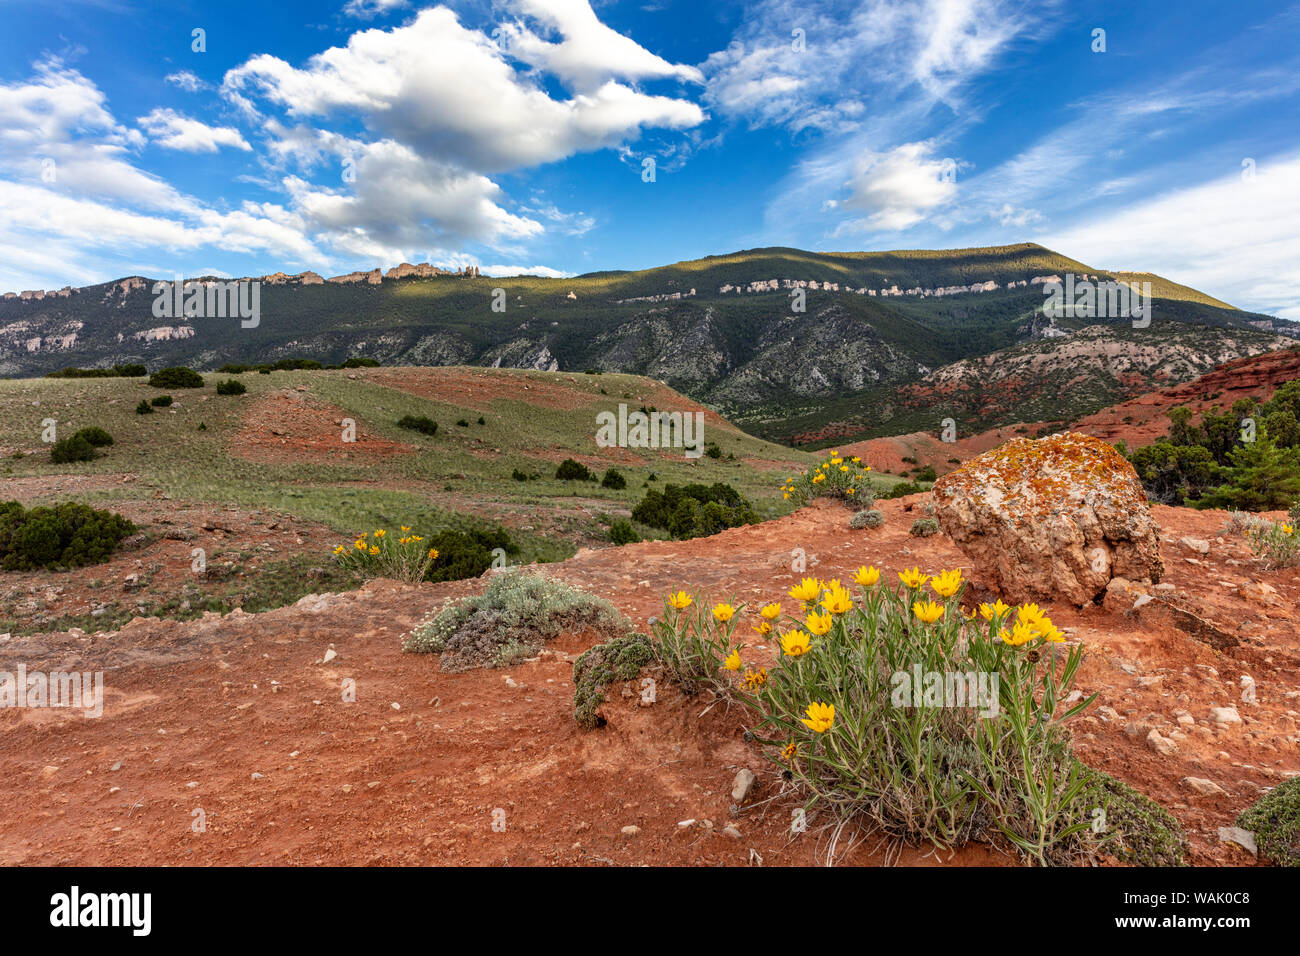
600,468,627,490
781,450,874,506
148,366,204,389
402,572,633,672
556,458,596,481
215,378,247,396
150,395,173,407
1077,764,1186,866
424,526,519,582
0,500,138,571
910,517,940,537
1237,775,1300,866
1233,513,1300,569
73,426,114,447
631,482,756,541
397,414,438,437
651,573,1112,864
572,633,655,729
609,518,641,545
850,509,884,530
135,400,154,415
50,433,96,464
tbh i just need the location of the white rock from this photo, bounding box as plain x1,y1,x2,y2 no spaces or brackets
1146,729,1178,756
1217,826,1257,857
1210,707,1242,725
1182,777,1226,796
732,768,757,804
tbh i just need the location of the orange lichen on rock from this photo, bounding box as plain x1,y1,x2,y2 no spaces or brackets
932,432,1163,606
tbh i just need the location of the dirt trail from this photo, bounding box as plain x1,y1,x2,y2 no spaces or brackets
1,497,1296,866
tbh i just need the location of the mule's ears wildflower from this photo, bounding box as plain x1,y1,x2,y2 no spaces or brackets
428,548,439,559
667,591,692,610
723,649,742,671
931,569,964,598
760,602,782,620
780,630,811,657
781,741,798,761
333,545,346,555
373,529,386,538
812,473,826,484
853,565,880,587
1016,603,1047,630
743,667,768,690
1284,523,1295,535
789,577,821,603
801,701,835,733
805,609,833,636
368,546,380,555
712,603,736,622
898,567,928,589
1038,622,1065,642
912,599,944,624
820,582,853,615
999,621,1037,646
979,599,1010,621
354,539,367,551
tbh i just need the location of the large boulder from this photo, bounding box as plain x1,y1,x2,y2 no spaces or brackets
932,432,1163,606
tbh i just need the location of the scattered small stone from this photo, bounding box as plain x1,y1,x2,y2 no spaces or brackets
722,824,742,840
732,768,758,804
1180,536,1210,555
1217,826,1258,857
1211,707,1243,725
250,772,264,781
621,825,640,836
322,647,337,664
1182,776,1226,796
1146,729,1178,756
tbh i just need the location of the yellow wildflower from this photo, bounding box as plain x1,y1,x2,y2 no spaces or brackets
667,591,692,610
805,609,833,636
820,581,853,615
723,649,742,671
979,599,1011,621
801,701,835,733
789,577,821,603
781,741,798,761
373,529,385,538
1017,603,1048,630
780,630,811,657
931,568,964,598
912,599,944,624
854,565,880,587
760,602,781,620
998,621,1037,647
712,603,736,622
368,546,380,555
898,567,929,589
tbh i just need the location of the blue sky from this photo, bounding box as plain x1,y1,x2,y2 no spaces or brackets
1,0,1298,317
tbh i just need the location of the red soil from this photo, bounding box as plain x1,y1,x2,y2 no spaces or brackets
1,498,1296,866
233,389,415,464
